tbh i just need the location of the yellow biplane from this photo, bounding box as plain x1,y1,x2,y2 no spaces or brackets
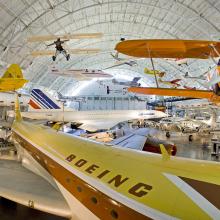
28,33,103,61
115,39,220,104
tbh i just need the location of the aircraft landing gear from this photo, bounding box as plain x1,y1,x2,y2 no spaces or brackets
66,54,70,61
52,56,56,61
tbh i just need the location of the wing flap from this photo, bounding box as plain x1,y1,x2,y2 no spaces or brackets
0,159,71,218
111,133,146,150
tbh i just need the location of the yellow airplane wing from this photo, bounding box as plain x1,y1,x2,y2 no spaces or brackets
0,64,28,92
10,94,220,219
115,39,220,58
144,68,160,75
144,68,166,77
31,49,101,56
27,33,103,42
127,87,220,102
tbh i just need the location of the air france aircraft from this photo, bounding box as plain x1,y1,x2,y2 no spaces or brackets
3,93,220,219
14,89,167,131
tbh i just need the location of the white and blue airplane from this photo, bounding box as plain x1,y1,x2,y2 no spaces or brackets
8,89,167,132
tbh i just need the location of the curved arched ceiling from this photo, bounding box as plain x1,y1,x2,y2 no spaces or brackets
0,0,220,95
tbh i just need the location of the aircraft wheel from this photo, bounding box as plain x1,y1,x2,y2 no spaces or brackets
52,56,56,61
166,131,170,138
189,135,193,142
67,54,70,61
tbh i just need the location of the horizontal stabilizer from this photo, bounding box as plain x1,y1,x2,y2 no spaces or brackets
0,160,71,218
2,64,23,79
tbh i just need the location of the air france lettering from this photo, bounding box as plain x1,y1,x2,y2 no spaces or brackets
66,154,153,198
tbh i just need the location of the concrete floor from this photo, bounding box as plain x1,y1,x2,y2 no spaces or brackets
159,131,220,162
0,198,67,220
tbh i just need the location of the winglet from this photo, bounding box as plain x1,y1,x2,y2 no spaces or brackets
15,93,22,122
159,144,170,161
52,122,63,131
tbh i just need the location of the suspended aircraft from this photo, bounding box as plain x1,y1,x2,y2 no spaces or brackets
8,89,167,132
0,64,28,92
104,52,138,70
183,65,215,81
112,77,141,87
165,58,188,66
110,51,137,64
144,68,166,77
184,71,207,80
115,39,220,105
50,66,112,80
183,85,196,90
3,93,220,219
158,78,181,88
27,33,103,61
200,61,220,88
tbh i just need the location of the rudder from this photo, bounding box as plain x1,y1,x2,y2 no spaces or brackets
29,89,62,110
2,64,23,79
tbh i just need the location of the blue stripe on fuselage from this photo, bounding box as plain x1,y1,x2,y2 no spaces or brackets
32,89,60,109
31,92,50,109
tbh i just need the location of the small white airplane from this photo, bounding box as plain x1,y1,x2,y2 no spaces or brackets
184,72,207,80
104,52,138,69
50,66,113,80
8,89,167,132
165,58,188,66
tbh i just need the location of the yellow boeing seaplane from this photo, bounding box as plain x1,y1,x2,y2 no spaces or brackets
0,64,28,91
0,71,219,218
115,39,220,105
